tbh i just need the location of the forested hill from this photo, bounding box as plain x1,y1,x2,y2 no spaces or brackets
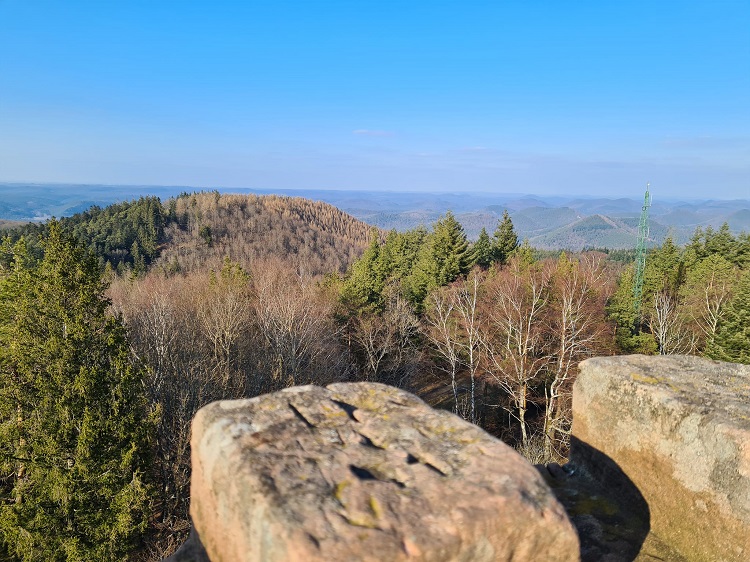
0,192,377,276
156,192,376,274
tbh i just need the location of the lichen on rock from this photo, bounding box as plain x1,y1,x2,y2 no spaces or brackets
186,382,579,562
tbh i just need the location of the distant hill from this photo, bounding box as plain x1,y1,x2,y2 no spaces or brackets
525,215,675,251
156,192,375,274
0,182,189,220
328,194,749,250
0,191,376,276
2,182,749,251
726,209,750,233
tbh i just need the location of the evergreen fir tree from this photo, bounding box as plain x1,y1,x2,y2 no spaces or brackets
392,226,427,280
704,223,735,262
686,226,707,262
514,239,535,269
707,269,750,364
405,212,471,308
605,264,658,354
637,236,684,321
341,229,384,311
0,222,154,561
472,227,492,268
736,233,750,269
491,210,519,265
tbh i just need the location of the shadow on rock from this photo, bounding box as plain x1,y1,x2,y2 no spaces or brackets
538,437,656,562
163,526,209,562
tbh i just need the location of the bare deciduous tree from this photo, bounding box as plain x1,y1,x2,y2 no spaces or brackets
424,288,463,415
681,255,737,352
252,259,347,387
198,260,252,384
350,290,420,387
543,254,611,459
482,258,550,448
454,274,483,424
648,289,696,355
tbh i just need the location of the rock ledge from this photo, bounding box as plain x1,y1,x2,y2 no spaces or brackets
187,382,579,562
570,355,750,562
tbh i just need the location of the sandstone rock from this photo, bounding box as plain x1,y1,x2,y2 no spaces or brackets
538,441,676,562
571,355,750,562
189,382,579,562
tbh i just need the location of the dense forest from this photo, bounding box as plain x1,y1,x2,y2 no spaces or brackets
1,193,748,560
0,191,375,276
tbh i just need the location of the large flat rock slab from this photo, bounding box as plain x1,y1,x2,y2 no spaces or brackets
572,355,750,562
189,382,579,562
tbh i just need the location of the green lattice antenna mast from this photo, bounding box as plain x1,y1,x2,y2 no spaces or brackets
633,182,651,318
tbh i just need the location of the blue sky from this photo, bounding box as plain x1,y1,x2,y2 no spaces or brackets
0,0,748,198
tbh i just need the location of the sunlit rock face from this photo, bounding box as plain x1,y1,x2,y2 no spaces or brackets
183,382,579,562
570,355,750,562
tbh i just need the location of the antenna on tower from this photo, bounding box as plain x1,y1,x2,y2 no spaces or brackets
633,182,651,320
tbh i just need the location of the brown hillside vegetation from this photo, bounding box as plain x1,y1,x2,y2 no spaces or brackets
156,192,378,275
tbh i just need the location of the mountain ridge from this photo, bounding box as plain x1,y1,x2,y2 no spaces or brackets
2,182,749,251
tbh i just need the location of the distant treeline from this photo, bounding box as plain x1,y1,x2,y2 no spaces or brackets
0,195,168,272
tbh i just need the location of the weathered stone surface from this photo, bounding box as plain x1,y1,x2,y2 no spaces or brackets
189,382,579,562
538,443,677,562
571,355,750,562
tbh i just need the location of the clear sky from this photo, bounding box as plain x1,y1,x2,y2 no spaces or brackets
1,0,748,198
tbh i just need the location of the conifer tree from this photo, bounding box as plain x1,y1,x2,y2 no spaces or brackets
472,227,493,268
605,264,658,354
680,254,737,352
492,210,519,265
341,230,384,311
387,227,427,283
0,222,154,561
707,269,750,364
431,211,472,284
644,236,682,296
514,239,536,269
705,223,735,262
686,226,707,262
406,212,471,307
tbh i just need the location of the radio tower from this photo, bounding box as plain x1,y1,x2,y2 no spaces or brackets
633,183,651,319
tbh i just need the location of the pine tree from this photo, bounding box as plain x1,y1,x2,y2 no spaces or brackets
388,226,427,281
406,212,472,307
492,210,519,265
707,269,750,364
605,264,658,354
472,227,493,268
514,239,536,269
644,236,682,295
431,211,472,284
705,223,735,262
341,230,384,311
0,222,154,561
680,254,737,352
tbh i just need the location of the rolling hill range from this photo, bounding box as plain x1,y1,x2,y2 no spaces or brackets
310,191,750,250
0,191,376,276
2,182,749,251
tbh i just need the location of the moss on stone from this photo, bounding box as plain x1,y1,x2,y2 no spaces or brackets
569,495,619,517
631,372,661,385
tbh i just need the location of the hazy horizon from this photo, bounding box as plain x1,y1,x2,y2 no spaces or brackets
1,2,748,199
2,180,749,204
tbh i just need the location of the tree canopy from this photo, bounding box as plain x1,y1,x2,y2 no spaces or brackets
707,269,750,364
492,210,519,265
0,222,154,561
